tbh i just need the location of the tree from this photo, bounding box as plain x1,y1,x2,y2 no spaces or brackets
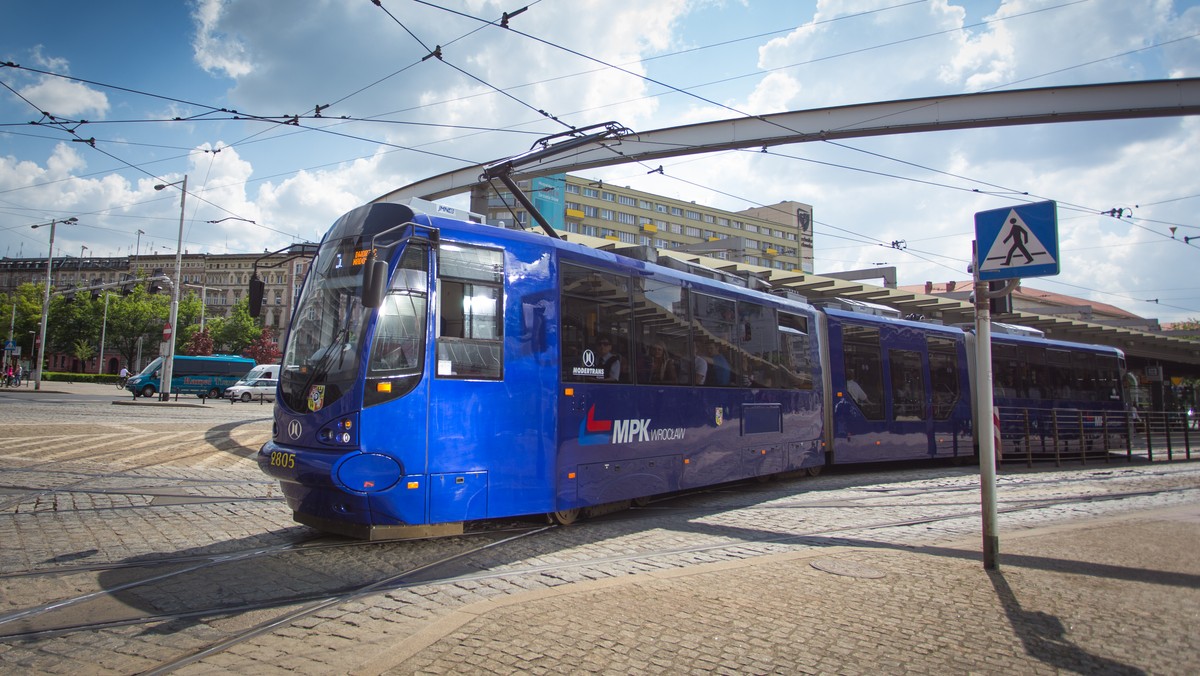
72,337,96,364
1168,317,1200,338
49,293,100,359
245,326,282,364
105,286,171,370
8,283,51,355
209,298,261,355
174,291,205,350
183,328,215,356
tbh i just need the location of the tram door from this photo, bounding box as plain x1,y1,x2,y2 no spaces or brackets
424,243,532,524
885,347,933,458
832,318,955,463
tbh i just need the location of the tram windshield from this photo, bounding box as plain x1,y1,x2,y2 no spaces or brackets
279,236,374,412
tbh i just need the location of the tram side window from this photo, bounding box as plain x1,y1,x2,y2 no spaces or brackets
842,324,884,420
992,343,1022,398
436,244,503,380
889,349,926,420
691,293,738,386
1098,354,1122,401
1046,348,1073,399
1073,351,1117,403
777,312,814,390
560,263,632,383
927,335,959,419
632,277,688,385
736,301,777,388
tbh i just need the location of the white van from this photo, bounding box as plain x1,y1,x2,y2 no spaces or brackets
225,364,280,403
235,364,277,382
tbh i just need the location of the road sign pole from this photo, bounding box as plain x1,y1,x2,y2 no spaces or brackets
973,245,1000,570
973,200,1059,570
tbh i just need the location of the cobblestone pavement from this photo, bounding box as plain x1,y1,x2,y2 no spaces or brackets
0,382,1198,675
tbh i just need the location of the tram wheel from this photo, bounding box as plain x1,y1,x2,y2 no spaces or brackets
806,466,823,477
632,496,652,507
548,508,581,526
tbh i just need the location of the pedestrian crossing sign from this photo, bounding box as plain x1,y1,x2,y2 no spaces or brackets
975,200,1059,281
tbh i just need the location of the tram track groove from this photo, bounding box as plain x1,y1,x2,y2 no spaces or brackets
136,526,553,676
0,524,549,640
1,480,1182,669
0,460,1192,674
0,430,272,513
136,481,1200,674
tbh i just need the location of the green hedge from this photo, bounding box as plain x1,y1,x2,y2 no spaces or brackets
39,372,124,385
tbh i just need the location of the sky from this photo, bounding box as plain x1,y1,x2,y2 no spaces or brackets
1,0,1199,323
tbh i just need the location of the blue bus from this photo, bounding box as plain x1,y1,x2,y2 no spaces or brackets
127,354,256,399
256,202,1126,539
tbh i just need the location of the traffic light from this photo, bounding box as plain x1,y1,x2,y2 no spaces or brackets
148,268,165,294
120,273,135,295
988,280,1012,314
248,273,265,317
91,277,103,300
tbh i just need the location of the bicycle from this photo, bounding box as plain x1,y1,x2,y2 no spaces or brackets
116,376,129,389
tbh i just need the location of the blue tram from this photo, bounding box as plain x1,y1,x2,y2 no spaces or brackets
257,202,1126,539
823,308,973,464
982,328,1128,455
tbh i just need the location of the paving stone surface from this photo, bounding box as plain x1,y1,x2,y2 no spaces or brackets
0,382,1197,675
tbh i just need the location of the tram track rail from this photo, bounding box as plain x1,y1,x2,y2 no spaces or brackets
0,419,272,514
2,478,1192,672
0,399,1195,676
135,482,1200,674
0,526,553,671
0,521,549,640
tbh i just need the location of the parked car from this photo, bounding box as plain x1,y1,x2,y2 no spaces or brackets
225,378,278,403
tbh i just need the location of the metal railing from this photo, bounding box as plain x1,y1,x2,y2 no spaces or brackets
995,406,1196,467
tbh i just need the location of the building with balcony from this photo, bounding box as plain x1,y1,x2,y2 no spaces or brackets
470,174,814,273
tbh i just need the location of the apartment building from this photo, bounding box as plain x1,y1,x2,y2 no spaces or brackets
471,174,814,273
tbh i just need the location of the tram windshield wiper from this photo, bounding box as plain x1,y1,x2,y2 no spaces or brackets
298,322,354,400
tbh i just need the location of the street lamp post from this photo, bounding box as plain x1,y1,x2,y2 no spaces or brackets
98,291,110,376
30,216,78,390
182,281,207,331
134,229,145,272
154,175,187,401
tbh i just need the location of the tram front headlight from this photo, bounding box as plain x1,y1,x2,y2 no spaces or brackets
318,416,358,445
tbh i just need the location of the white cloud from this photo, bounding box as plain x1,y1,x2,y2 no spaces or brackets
17,78,109,119
3,0,1198,322
191,0,253,78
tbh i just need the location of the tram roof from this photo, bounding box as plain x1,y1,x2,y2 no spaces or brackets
562,233,1200,369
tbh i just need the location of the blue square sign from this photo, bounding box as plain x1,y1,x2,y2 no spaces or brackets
975,200,1059,281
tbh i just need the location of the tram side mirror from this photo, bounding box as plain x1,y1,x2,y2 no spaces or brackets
248,274,265,317
363,259,389,308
